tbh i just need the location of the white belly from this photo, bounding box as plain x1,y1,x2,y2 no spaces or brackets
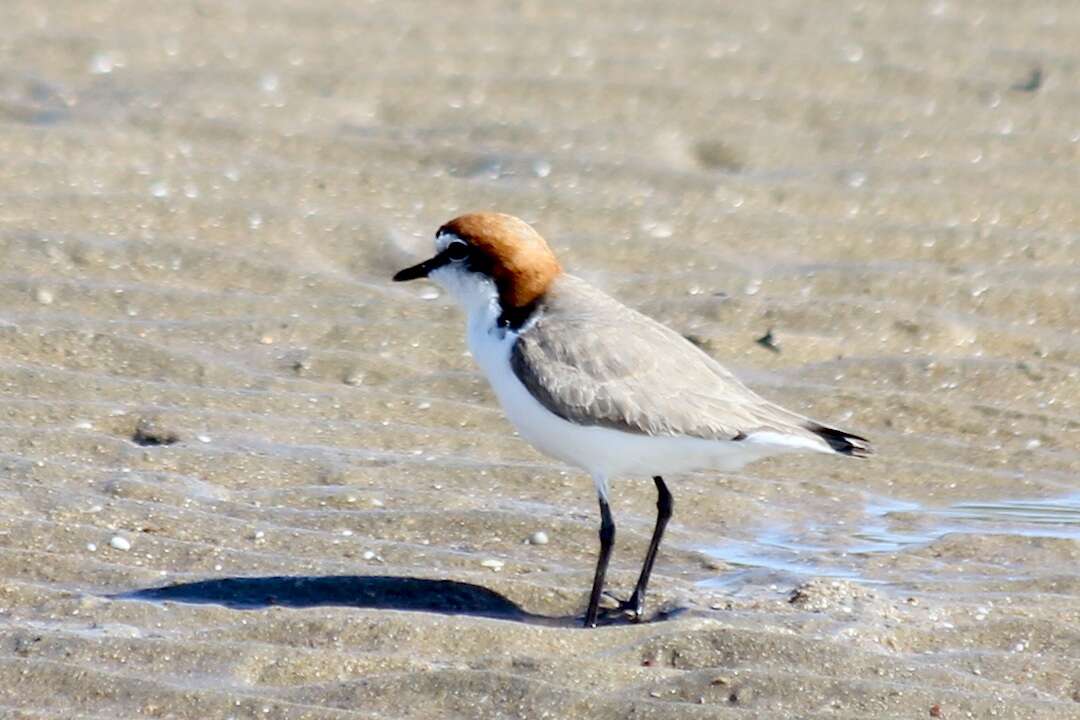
429,262,826,491
467,317,787,481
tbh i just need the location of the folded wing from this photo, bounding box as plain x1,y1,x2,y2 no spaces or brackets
511,275,869,455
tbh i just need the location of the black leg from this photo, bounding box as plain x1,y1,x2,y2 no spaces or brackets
584,494,615,628
624,476,673,620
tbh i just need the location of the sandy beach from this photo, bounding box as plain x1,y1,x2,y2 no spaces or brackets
0,0,1078,717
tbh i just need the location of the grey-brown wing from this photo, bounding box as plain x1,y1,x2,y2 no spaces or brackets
510,278,812,441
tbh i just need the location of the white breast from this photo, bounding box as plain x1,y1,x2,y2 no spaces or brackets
466,304,800,484
429,263,820,489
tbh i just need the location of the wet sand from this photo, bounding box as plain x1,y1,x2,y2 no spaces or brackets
1,0,1079,717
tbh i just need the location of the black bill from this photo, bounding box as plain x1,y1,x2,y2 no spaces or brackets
392,250,450,282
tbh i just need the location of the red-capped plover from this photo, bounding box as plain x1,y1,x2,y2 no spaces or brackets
394,212,870,627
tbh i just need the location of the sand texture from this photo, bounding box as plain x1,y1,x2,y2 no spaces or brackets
1,0,1078,717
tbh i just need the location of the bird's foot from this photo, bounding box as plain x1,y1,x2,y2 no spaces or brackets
598,590,645,623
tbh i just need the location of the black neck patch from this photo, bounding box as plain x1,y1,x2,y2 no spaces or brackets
498,299,540,331
463,248,541,330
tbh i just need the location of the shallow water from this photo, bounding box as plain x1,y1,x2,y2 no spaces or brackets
705,492,1080,593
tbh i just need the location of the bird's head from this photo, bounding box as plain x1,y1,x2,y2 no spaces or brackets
394,212,562,319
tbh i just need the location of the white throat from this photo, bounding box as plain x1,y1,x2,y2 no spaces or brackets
428,265,504,334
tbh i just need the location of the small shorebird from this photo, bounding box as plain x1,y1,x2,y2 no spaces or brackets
394,213,870,627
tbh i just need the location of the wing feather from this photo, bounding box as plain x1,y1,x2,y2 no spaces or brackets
510,276,817,442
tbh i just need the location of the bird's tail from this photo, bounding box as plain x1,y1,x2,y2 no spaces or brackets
805,423,872,458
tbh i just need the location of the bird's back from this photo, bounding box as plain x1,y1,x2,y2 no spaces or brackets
512,274,869,455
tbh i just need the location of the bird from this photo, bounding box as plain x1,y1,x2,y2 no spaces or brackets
393,212,871,627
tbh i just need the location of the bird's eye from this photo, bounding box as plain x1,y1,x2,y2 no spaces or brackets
446,241,469,261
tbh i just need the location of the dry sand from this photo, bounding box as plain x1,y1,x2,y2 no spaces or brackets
1,0,1078,717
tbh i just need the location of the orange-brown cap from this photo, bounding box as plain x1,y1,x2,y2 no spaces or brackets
437,213,562,309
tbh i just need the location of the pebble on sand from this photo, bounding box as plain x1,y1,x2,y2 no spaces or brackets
109,535,132,551
481,558,505,571
526,531,549,545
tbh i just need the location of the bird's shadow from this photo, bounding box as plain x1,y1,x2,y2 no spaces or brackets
113,575,683,628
